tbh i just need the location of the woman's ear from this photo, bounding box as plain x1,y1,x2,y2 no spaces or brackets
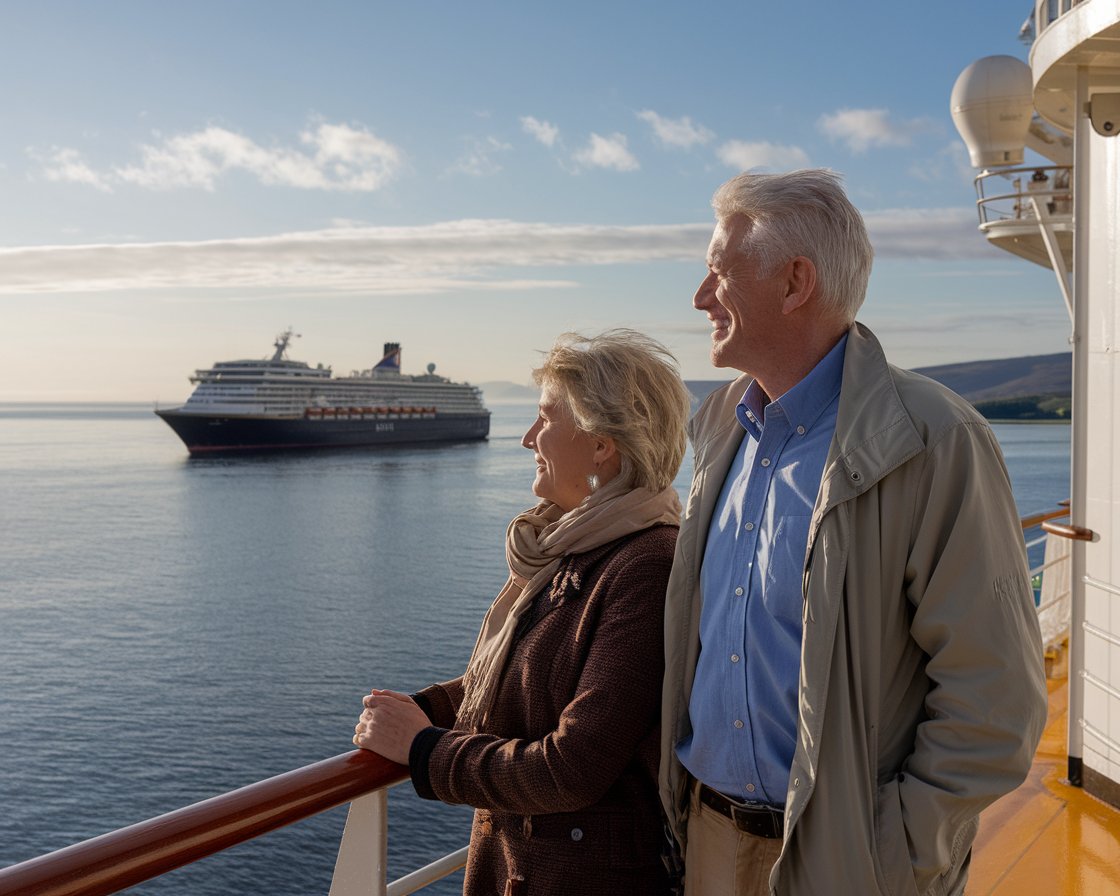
593,435,619,467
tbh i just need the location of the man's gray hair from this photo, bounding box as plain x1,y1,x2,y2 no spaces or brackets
712,168,874,322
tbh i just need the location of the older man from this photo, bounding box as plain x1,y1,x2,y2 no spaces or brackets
660,169,1047,896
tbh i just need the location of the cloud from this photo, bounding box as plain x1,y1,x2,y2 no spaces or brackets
0,219,712,295
34,123,402,193
521,116,560,147
637,110,714,149
35,148,112,192
909,141,976,184
0,208,1000,297
573,133,639,171
817,108,933,153
716,140,810,171
862,208,994,260
448,136,512,177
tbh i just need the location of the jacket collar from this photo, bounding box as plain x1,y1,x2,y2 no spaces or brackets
815,322,924,518
683,322,925,572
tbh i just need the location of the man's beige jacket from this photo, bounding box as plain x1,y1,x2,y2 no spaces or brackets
660,323,1047,895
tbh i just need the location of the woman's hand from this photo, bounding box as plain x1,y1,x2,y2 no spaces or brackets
353,689,430,765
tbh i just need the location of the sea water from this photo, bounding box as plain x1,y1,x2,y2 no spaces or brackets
0,404,1070,895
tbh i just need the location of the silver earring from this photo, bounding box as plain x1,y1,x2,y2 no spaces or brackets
587,473,600,493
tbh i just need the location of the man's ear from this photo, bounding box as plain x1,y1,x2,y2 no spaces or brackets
781,256,817,315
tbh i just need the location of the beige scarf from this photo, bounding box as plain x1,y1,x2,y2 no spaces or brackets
457,480,682,730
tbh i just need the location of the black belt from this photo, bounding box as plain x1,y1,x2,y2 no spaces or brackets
698,783,784,840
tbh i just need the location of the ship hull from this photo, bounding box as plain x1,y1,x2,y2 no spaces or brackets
155,410,490,455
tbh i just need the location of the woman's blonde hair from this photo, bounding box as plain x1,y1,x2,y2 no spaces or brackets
533,329,691,492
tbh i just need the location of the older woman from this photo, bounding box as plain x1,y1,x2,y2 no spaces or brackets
353,329,690,896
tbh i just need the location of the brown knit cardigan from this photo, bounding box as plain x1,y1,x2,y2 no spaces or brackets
410,524,677,896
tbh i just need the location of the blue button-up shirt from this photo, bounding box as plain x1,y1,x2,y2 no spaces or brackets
677,334,846,805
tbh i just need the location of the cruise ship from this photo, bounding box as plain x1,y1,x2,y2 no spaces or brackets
155,330,490,454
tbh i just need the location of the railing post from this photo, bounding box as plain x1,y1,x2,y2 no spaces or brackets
328,791,389,896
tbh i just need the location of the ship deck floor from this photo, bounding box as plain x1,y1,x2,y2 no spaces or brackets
970,672,1120,894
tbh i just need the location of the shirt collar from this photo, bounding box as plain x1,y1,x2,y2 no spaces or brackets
734,333,848,440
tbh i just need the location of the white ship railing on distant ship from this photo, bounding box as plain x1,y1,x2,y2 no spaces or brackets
0,506,1078,896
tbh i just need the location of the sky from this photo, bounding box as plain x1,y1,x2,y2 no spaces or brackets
0,1,1072,402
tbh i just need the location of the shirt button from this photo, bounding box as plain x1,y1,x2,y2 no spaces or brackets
734,586,744,596
760,457,771,467
796,425,806,435
570,827,583,842
746,783,756,793
734,719,744,729
744,522,755,531
731,654,740,663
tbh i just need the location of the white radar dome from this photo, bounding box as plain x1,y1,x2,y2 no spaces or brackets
951,56,1033,168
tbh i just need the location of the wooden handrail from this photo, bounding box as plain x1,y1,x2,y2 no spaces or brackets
1041,520,1097,542
1020,506,1070,530
0,749,407,896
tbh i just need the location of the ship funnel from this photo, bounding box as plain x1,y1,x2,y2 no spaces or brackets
374,342,401,373
951,56,1033,167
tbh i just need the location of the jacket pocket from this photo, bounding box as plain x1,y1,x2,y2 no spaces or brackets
874,778,921,896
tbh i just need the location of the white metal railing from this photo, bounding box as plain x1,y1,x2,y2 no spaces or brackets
1034,0,1088,33
972,165,1073,227
328,783,468,896
1022,508,1073,650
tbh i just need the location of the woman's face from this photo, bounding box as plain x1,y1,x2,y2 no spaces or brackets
522,383,603,512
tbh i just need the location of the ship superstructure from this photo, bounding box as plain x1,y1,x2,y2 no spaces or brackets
156,330,490,454
952,0,1120,829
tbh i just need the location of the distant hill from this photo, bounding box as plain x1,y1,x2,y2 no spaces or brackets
912,353,1071,402
483,352,1073,419
478,381,539,403
688,353,1072,406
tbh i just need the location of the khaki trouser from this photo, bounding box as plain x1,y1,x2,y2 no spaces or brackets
684,782,783,896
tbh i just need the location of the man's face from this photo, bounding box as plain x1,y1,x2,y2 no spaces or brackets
693,218,788,375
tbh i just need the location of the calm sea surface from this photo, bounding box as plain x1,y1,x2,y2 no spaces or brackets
0,403,1070,895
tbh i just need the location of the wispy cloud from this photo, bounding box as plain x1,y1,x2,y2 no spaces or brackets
36,147,112,192
0,208,997,297
33,122,402,193
448,136,512,177
520,116,560,147
863,208,991,261
817,108,934,153
574,133,639,171
909,141,975,184
715,140,810,171
0,220,711,295
637,110,714,149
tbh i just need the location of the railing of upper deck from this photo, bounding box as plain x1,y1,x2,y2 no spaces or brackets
1032,0,1089,32
0,504,1075,896
971,165,1073,228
